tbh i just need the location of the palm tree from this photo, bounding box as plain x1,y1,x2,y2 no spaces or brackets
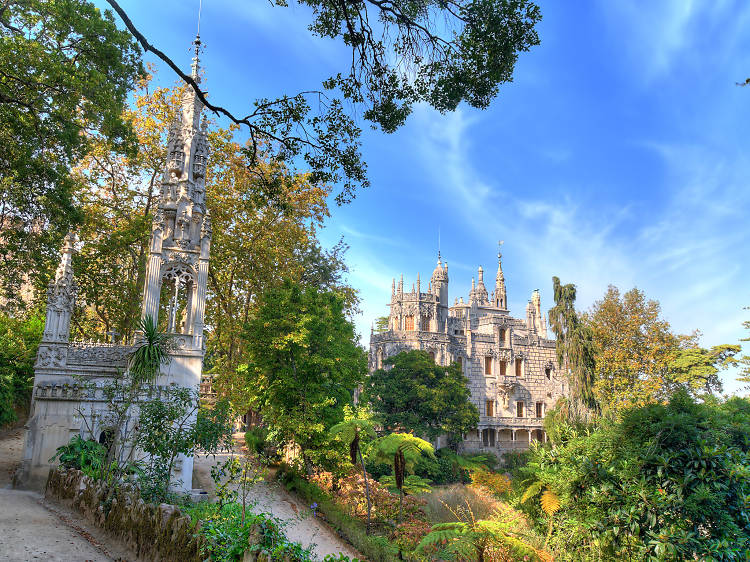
329,411,377,534
370,432,434,522
379,474,432,496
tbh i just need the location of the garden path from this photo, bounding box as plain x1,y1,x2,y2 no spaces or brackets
0,428,130,561
193,445,361,561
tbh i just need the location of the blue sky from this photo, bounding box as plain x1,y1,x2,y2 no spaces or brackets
108,1,750,394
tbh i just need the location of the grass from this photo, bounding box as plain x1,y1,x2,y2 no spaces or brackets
422,483,502,523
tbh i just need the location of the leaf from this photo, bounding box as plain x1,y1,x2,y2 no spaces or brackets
540,489,560,516
521,480,544,504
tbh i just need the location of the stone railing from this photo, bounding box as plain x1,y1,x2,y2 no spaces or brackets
67,342,132,367
478,415,545,428
46,468,203,561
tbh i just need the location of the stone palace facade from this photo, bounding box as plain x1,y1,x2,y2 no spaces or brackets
369,248,566,457
16,38,211,491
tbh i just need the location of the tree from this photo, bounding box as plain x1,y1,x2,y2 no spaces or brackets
70,73,180,341
668,344,739,397
518,392,750,559
329,406,377,534
583,285,738,412
548,277,598,417
0,0,143,304
242,280,366,474
105,0,542,204
369,432,434,521
738,307,750,392
364,350,479,446
0,312,43,426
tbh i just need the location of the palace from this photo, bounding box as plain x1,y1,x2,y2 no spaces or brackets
16,38,211,491
369,247,566,456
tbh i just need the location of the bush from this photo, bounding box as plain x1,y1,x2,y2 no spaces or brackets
186,502,316,562
278,465,399,562
518,391,750,560
0,312,42,426
50,435,106,478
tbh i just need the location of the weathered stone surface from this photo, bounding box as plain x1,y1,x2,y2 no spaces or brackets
17,42,212,492
46,468,204,562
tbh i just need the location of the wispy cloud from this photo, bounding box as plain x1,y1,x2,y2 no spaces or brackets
412,105,750,394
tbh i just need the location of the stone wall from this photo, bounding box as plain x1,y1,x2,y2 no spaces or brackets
45,468,203,562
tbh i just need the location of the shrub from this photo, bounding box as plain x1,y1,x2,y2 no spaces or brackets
470,470,512,497
50,435,106,478
279,466,399,561
186,502,316,562
518,391,750,560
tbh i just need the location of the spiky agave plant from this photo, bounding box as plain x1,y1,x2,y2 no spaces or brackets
129,315,173,384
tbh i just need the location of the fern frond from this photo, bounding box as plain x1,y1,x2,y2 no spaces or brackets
540,489,561,516
521,480,544,503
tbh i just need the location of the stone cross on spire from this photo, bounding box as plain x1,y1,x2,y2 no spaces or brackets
495,239,507,309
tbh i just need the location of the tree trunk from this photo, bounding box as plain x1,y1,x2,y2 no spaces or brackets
357,445,372,535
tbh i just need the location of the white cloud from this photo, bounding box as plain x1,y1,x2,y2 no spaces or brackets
411,105,750,395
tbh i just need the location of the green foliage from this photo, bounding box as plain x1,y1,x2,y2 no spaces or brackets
669,343,740,396
548,276,597,415
517,391,750,560
244,426,269,455
50,435,106,479
242,280,366,473
136,386,233,502
417,516,544,561
0,0,143,301
364,350,479,443
412,448,496,485
128,315,173,384
185,502,316,562
0,311,42,426
278,467,399,562
111,0,541,205
380,474,432,496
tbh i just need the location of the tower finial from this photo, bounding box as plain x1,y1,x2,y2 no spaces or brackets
191,0,203,80
497,239,504,260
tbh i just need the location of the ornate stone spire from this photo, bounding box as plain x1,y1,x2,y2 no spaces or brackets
141,35,212,348
41,232,77,345
495,241,507,309
531,289,546,337
470,266,489,305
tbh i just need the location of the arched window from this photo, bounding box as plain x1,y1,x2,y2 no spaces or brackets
404,315,415,331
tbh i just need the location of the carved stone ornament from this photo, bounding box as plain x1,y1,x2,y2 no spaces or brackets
35,345,67,368
67,342,131,367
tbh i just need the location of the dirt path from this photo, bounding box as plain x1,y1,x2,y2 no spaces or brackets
0,488,115,562
194,451,361,561
0,426,24,488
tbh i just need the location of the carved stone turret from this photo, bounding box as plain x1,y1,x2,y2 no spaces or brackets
141,35,211,349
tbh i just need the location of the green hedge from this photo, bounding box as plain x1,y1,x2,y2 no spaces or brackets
277,467,398,562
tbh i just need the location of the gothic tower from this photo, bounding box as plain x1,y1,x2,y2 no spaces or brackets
141,35,211,350
495,245,507,310
431,253,449,330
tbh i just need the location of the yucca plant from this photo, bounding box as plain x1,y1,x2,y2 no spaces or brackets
129,315,173,384
370,432,434,522
329,407,377,534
